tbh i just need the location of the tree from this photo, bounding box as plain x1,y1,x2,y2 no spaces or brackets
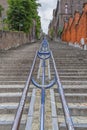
58,26,63,38
7,0,41,36
0,5,4,17
0,5,4,30
49,28,54,40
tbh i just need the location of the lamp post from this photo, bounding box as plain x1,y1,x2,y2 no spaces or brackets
19,23,23,32
19,23,23,37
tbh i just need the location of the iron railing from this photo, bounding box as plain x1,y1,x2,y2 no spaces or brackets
12,38,75,130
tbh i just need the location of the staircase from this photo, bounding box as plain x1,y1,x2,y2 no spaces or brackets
0,40,87,130
50,41,87,130
0,43,39,130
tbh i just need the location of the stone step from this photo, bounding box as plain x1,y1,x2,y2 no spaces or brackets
0,92,31,103
57,65,87,68
0,81,26,85
58,115,87,125
57,67,87,69
61,80,87,85
0,78,27,81
51,70,87,74
0,114,27,130
57,102,87,108
59,75,87,78
51,71,87,75
55,93,87,103
0,103,29,114
56,103,87,116
0,73,28,76
0,85,34,93
54,87,87,93
1,77,87,81
59,124,87,130
57,68,87,71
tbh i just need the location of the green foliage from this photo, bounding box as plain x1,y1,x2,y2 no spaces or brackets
36,16,41,39
58,26,63,37
7,0,41,35
49,28,54,40
0,5,4,17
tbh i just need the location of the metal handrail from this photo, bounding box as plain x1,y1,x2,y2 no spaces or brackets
12,38,75,130
12,51,37,130
51,51,75,130
32,39,56,130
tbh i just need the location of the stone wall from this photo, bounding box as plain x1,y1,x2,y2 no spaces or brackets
0,31,33,50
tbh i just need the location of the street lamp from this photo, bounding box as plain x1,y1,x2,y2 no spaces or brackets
19,23,23,32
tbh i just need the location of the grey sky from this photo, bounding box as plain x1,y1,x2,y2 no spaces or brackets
38,0,57,34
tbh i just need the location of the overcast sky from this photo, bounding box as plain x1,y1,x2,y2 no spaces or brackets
38,0,57,34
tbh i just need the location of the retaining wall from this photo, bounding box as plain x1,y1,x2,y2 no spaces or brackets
0,31,33,50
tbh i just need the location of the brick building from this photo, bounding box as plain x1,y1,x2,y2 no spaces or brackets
59,0,87,27
48,0,87,39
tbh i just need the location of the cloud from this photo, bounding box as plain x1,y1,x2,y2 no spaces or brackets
38,0,57,34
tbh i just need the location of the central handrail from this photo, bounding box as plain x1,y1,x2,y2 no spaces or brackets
12,51,37,130
32,39,56,130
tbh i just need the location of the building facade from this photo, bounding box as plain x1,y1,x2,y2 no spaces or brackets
59,0,87,27
48,0,87,39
